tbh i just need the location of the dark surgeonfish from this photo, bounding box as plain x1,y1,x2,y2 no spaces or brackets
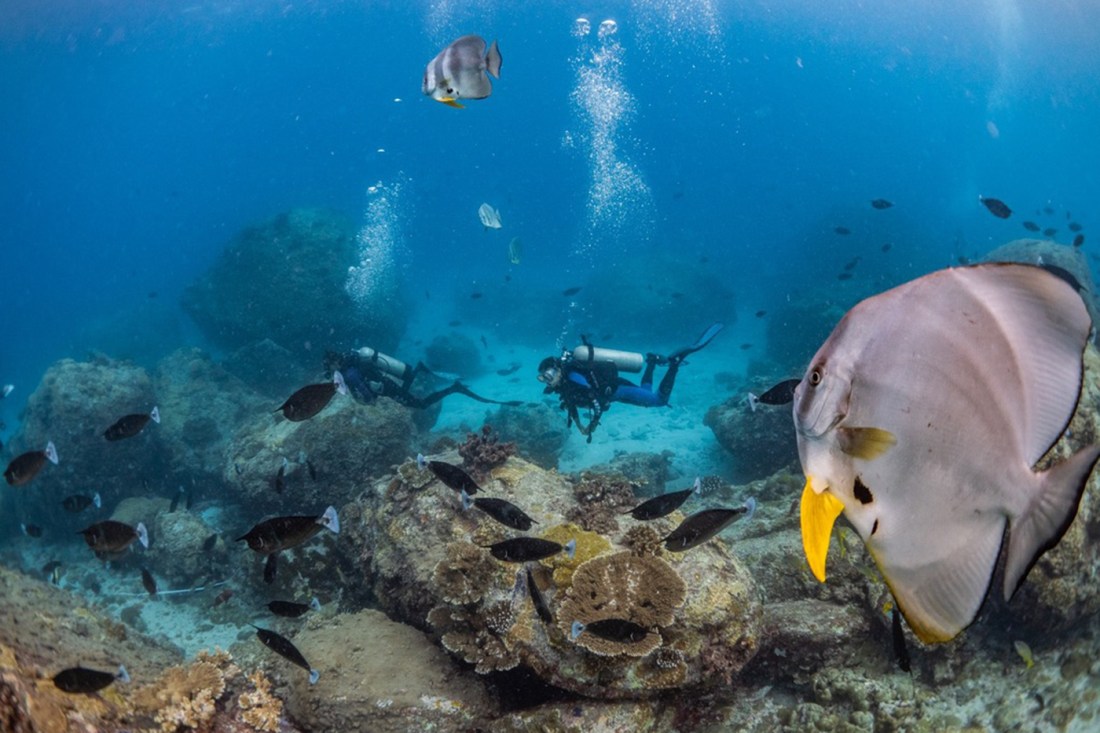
663,501,755,552
422,35,502,109
979,195,1012,218
1022,221,1041,232
1069,221,1083,233
276,372,347,422
62,492,101,513
78,520,149,554
264,552,278,584
795,263,1099,643
526,567,553,624
746,378,801,411
484,537,576,563
418,454,480,495
104,406,160,441
252,625,319,684
570,618,650,644
237,506,340,555
21,522,43,538
268,597,321,618
141,568,157,597
4,441,59,486
1043,227,1058,238
461,491,536,530
626,478,700,520
892,605,911,673
53,665,130,694
870,198,893,210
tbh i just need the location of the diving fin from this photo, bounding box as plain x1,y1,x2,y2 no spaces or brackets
670,323,725,362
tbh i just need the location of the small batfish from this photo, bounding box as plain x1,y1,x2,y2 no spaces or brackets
561,286,582,296
418,454,480,495
870,198,893,210
892,606,911,673
264,553,278,584
268,597,322,618
1069,222,1083,233
1073,234,1085,248
626,478,700,520
1022,221,1041,232
570,618,649,644
53,665,130,694
526,567,552,624
478,202,503,229
79,520,149,553
663,506,750,552
485,537,576,563
62,492,101,513
276,372,347,422
4,441,59,486
141,568,157,597
253,625,319,684
103,406,160,441
22,523,43,538
795,264,1098,643
980,195,1012,218
236,506,340,554
508,237,522,265
462,491,536,530
423,35,502,109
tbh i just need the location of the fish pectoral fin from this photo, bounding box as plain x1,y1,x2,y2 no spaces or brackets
800,478,845,582
837,427,896,460
439,97,465,109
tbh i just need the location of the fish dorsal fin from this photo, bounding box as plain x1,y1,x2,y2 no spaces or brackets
961,265,1090,465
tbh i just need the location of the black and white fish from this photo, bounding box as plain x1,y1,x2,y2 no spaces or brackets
276,372,347,422
104,406,160,441
746,378,801,411
4,441,58,486
423,35,502,108
62,492,101,513
237,506,340,555
418,454,480,495
663,501,755,552
268,597,322,618
484,537,576,563
461,491,536,530
625,478,700,520
53,665,130,694
570,618,650,644
252,625,319,684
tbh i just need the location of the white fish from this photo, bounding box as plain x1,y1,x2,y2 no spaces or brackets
478,203,502,229
794,263,1099,643
422,35,502,109
508,237,522,264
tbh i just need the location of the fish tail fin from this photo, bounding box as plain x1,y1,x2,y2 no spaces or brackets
746,392,758,413
486,39,502,78
564,539,576,559
417,453,428,471
1005,445,1099,600
743,497,757,521
309,669,320,685
150,406,161,424
461,490,473,511
310,596,321,611
136,522,149,549
692,476,701,494
117,665,130,684
570,621,585,640
45,441,59,465
93,492,101,508
321,506,340,534
333,370,348,396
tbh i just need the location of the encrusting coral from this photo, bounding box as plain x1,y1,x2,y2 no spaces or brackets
567,471,637,534
558,552,686,657
429,605,522,675
459,424,516,480
433,542,499,605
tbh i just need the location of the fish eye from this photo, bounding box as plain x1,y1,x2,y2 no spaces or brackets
809,366,823,386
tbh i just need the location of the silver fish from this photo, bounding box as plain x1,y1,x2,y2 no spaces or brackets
795,263,1099,643
478,203,502,229
423,35,502,109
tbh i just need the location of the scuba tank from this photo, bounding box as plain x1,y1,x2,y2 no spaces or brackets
356,347,412,382
569,344,644,373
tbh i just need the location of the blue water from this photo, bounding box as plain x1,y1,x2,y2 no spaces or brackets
3,0,1100,418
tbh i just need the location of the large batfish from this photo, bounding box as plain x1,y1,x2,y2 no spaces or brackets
423,35,502,109
794,263,1099,643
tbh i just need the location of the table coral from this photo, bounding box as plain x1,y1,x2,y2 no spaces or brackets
558,552,686,657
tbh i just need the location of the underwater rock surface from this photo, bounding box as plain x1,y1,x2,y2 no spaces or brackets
353,453,763,699
705,391,798,483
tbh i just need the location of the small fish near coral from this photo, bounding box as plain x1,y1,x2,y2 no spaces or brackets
979,195,1012,218
237,506,340,555
484,537,576,563
526,566,553,624
4,440,59,486
570,618,650,644
418,453,480,495
78,520,149,555
625,477,700,520
276,372,347,422
53,665,130,694
794,263,1099,643
746,378,800,412
268,597,322,618
103,405,160,441
461,491,537,531
62,492,101,513
252,624,319,684
662,501,755,552
423,35,502,109
141,567,158,597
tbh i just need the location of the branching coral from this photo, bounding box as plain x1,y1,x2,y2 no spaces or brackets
558,551,686,657
567,471,637,534
458,425,516,479
237,669,283,732
620,525,664,556
133,660,227,732
433,542,498,605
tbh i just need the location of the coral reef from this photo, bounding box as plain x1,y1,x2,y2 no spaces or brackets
459,424,517,479
132,654,232,731
237,669,283,732
182,207,405,367
705,389,799,483
433,542,498,605
487,402,569,470
567,471,637,534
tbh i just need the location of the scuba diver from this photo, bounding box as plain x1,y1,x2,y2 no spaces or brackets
325,347,521,409
538,323,724,442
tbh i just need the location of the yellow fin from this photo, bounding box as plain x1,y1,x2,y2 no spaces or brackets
837,427,896,460
800,477,845,582
438,97,464,109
